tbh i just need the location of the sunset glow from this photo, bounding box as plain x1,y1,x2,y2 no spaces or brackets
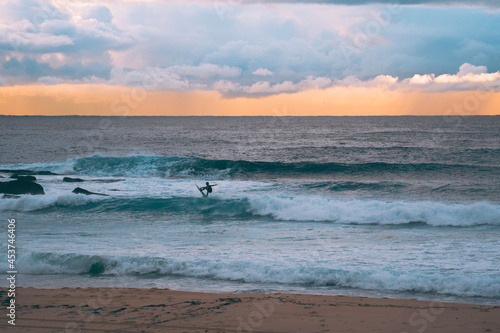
1,84,500,116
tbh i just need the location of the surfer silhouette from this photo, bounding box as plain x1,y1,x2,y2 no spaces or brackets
200,182,217,196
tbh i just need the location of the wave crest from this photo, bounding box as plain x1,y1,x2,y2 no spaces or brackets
6,251,500,299
248,196,500,227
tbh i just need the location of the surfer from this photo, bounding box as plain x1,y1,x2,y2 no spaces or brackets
200,182,216,196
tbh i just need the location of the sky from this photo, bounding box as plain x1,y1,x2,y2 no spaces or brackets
0,0,499,115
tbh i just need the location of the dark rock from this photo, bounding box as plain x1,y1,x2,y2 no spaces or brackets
218,298,242,303
11,175,37,181
2,194,21,199
0,169,31,174
0,180,45,195
36,171,59,175
72,187,108,196
92,179,125,183
0,169,58,176
63,177,85,183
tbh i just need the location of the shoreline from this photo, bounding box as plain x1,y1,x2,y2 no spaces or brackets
1,287,499,332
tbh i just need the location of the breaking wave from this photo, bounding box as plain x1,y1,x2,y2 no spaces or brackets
1,193,499,227
6,251,500,299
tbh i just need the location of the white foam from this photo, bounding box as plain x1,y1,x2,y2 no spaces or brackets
247,195,500,226
0,191,107,211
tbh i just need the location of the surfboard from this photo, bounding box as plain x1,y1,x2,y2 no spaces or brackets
195,184,207,197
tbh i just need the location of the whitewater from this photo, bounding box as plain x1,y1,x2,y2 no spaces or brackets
1,116,499,304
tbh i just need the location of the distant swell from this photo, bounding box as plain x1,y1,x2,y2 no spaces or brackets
7,251,500,299
1,154,495,179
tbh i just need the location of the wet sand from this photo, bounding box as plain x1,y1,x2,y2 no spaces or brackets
1,287,499,332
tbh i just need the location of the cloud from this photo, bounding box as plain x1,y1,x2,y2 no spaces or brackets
86,64,240,89
337,74,399,87
1,0,500,97
213,63,500,96
1,57,112,84
30,64,239,90
1,0,69,24
168,64,241,79
92,0,499,6
230,0,500,6
0,1,133,56
214,75,332,96
0,1,134,83
409,74,434,85
403,63,500,92
103,2,500,83
0,21,74,53
82,5,114,23
457,63,487,76
10,61,500,98
38,18,134,54
38,76,68,85
108,67,190,89
253,68,273,76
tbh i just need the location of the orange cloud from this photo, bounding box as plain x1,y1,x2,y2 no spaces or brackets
0,83,499,116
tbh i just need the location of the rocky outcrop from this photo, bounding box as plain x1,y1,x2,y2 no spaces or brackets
0,169,58,176
72,187,108,196
63,177,85,183
2,194,21,199
11,175,37,181
0,180,45,195
63,177,125,183
92,179,125,183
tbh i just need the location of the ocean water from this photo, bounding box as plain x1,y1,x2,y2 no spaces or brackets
1,116,499,305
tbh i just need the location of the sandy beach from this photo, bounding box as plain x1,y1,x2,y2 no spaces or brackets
1,287,499,333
